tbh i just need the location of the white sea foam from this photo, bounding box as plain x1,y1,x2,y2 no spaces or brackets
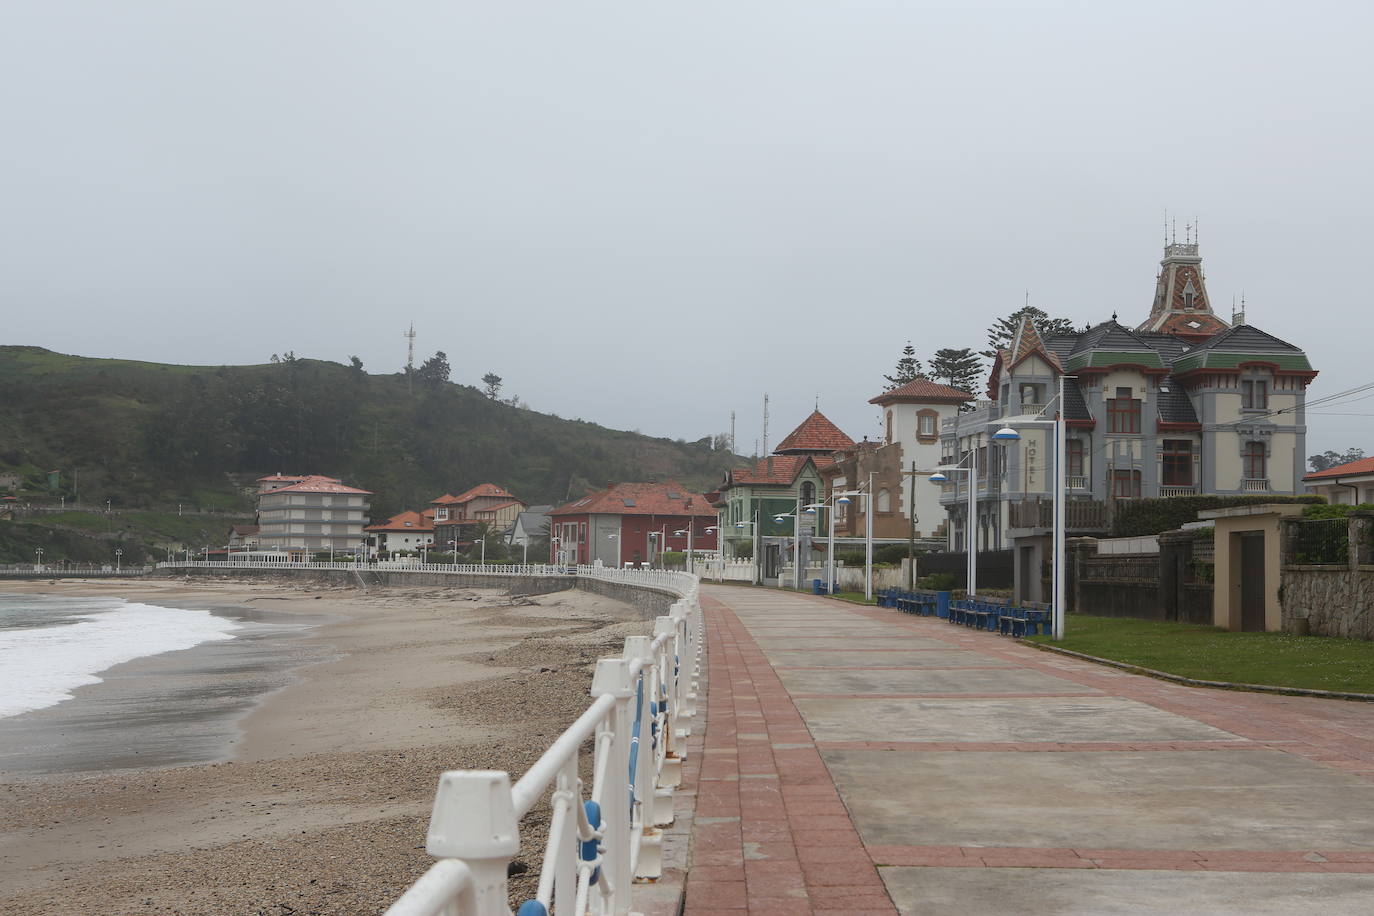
0,599,239,718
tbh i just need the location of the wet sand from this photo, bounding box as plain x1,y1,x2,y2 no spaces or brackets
0,576,649,914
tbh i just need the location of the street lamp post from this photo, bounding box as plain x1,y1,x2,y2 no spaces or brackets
672,525,697,575
449,539,459,568
115,548,123,572
986,375,1072,640
34,547,43,570
734,509,761,584
928,444,980,598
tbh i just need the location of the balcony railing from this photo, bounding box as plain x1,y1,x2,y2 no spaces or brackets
1066,475,1088,490
1159,485,1198,497
1009,498,1110,532
1240,478,1271,492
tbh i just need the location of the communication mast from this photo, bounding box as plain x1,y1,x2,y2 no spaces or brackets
404,322,416,394
762,393,770,457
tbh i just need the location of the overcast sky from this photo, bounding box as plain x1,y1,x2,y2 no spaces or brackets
3,2,1370,460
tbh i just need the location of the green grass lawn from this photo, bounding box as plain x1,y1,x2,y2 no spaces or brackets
1027,614,1374,694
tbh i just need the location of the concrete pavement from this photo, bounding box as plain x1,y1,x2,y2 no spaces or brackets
683,585,1374,915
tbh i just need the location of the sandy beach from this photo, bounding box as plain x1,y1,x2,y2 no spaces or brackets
0,576,650,914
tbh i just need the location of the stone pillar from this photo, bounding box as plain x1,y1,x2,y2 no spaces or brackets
1158,530,1193,623
1065,537,1098,613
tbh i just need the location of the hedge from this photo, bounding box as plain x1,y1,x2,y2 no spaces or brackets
1111,494,1323,537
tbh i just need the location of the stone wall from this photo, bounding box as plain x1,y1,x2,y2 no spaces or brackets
1280,567,1374,640
158,566,676,619
1280,511,1374,639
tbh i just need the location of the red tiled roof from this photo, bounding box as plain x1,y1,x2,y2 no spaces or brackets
728,455,820,486
775,411,855,454
870,378,973,405
266,474,372,496
364,510,434,532
431,483,517,506
549,481,717,519
229,525,260,536
1305,457,1374,481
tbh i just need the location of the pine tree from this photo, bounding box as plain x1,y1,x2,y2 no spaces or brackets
414,351,451,389
928,347,983,395
883,342,925,389
983,306,1077,358
481,372,503,399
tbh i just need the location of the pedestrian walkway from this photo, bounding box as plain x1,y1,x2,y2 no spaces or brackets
683,585,1374,915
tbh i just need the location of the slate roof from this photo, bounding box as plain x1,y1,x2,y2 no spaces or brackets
1157,377,1200,425
774,411,855,454
549,482,716,519
1305,457,1374,481
869,378,973,405
1172,325,1314,373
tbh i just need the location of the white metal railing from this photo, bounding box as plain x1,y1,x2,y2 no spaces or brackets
158,560,573,576
1240,478,1271,492
382,569,701,916
157,559,703,913
0,564,154,577
694,558,756,582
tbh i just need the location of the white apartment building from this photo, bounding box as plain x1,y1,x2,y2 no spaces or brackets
255,474,372,556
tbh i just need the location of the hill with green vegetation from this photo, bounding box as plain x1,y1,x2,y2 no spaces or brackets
0,345,740,524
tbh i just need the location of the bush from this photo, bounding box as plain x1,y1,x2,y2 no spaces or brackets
1112,494,1323,537
918,572,957,591
1302,502,1374,520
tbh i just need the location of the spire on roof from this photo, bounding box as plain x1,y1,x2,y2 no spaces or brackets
1136,229,1230,341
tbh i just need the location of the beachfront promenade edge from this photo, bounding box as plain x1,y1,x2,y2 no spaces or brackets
157,560,704,916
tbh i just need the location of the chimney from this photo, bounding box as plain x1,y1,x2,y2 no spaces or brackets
606,481,615,491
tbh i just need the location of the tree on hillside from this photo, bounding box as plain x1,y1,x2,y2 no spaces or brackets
1310,448,1366,472
349,355,364,374
883,342,925,389
928,348,983,402
414,351,451,389
481,372,503,399
983,306,1077,358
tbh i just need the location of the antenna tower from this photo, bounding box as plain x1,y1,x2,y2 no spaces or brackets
762,393,770,457
404,322,416,394
730,410,736,454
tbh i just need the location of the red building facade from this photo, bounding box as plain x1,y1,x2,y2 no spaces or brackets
547,481,719,567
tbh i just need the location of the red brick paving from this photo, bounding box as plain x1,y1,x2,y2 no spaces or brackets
682,589,1374,914
684,595,897,914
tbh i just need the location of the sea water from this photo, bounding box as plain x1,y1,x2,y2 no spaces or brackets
0,593,240,719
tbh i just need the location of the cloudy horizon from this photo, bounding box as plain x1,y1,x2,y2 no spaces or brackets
3,2,1370,460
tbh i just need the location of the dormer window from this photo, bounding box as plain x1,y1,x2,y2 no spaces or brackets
1182,278,1198,310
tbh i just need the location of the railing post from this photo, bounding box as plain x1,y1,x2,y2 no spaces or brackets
423,770,520,916
590,657,633,915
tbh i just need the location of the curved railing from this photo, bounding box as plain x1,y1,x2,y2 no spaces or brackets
157,560,703,915
385,568,701,916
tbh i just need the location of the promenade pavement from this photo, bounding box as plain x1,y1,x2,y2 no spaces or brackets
683,584,1374,915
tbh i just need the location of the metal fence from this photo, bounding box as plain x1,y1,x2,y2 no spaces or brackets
1288,518,1350,565
0,565,154,578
